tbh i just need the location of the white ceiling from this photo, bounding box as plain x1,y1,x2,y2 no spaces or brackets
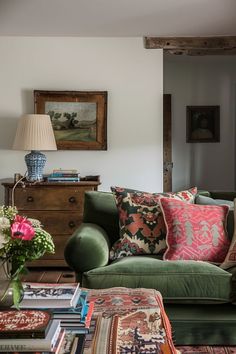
0,0,236,37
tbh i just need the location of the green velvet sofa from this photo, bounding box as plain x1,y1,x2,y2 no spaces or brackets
64,190,236,345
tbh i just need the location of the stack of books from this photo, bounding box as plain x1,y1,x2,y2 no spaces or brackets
51,289,94,333
46,169,80,182
0,309,65,353
11,282,95,353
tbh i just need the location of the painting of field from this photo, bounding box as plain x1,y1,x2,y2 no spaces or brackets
45,101,97,142
54,127,96,141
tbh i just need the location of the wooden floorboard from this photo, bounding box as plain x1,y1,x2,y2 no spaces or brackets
21,268,76,283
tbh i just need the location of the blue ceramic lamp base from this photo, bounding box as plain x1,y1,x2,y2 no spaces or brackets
25,150,46,182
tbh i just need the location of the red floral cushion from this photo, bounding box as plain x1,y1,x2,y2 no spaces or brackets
110,186,197,260
160,197,230,262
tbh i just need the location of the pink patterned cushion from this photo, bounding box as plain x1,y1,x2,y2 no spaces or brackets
110,186,197,260
160,198,230,262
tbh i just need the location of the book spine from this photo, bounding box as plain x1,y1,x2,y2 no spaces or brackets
47,177,80,181
9,330,65,353
0,344,50,351
53,169,78,174
84,301,94,328
49,173,80,177
0,322,61,352
81,302,89,320
70,334,86,354
47,177,80,182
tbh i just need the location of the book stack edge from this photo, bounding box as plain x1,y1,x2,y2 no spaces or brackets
1,282,94,353
45,169,80,182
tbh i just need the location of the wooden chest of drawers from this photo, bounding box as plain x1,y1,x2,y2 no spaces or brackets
2,180,100,267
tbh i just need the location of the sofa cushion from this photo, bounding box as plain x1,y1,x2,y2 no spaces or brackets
195,194,234,209
160,198,230,263
221,200,236,270
110,186,197,260
82,256,232,304
196,194,234,241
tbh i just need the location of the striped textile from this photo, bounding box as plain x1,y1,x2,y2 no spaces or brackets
83,287,178,354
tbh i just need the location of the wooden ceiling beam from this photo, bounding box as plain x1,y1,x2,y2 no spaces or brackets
144,36,236,55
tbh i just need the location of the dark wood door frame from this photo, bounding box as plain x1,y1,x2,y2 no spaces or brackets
163,94,172,192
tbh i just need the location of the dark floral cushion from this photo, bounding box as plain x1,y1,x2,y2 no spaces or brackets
110,186,197,260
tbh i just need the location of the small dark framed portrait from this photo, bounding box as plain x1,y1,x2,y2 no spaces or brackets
186,106,220,143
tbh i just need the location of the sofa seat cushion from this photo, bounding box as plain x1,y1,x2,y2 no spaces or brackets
82,256,232,304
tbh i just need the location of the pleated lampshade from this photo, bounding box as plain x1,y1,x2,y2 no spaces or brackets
13,114,57,182
13,114,57,151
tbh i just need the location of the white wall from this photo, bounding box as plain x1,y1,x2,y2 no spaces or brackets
0,37,163,203
164,55,236,191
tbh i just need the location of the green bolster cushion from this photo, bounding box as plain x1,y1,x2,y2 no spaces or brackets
64,223,110,273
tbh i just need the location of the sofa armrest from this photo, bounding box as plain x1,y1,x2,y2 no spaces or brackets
227,266,236,303
64,223,111,273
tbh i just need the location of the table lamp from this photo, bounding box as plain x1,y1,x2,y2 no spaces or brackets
13,114,57,182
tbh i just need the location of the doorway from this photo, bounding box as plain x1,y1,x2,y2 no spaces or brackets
163,54,235,191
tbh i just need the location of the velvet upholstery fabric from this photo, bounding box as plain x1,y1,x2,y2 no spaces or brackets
82,257,231,303
64,223,110,273
83,191,119,245
64,190,236,345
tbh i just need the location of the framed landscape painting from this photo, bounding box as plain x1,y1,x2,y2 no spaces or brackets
34,90,107,150
186,105,220,143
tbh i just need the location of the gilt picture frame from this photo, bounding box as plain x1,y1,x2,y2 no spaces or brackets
186,105,220,143
34,90,107,150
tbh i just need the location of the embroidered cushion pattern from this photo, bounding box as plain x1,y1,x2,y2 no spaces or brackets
160,198,230,262
110,186,197,260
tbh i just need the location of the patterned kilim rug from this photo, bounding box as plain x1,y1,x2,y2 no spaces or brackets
85,287,178,354
176,346,236,354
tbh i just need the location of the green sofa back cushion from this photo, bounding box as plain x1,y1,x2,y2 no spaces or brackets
196,194,234,240
83,191,120,244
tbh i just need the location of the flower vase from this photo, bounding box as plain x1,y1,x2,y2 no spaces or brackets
0,262,24,309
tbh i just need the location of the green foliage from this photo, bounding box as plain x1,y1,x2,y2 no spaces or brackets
0,206,55,308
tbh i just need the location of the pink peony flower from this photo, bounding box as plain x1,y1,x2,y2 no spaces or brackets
11,215,35,241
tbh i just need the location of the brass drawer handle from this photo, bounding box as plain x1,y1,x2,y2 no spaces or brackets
68,196,76,203
27,196,34,202
68,221,76,228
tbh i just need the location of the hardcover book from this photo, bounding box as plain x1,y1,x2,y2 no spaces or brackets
19,283,81,309
57,332,85,354
53,169,78,174
0,320,61,352
5,328,65,353
61,301,95,333
0,310,51,339
52,289,89,319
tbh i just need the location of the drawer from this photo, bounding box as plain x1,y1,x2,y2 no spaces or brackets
13,186,92,211
40,235,69,260
19,211,82,235
26,235,69,267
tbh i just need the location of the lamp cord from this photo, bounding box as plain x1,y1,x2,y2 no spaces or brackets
11,172,27,207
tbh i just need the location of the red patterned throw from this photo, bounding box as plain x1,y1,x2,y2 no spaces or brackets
84,287,178,354
0,309,51,339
